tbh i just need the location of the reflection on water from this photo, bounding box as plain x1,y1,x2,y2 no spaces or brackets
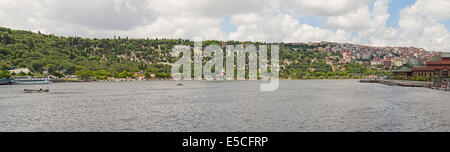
0,80,449,132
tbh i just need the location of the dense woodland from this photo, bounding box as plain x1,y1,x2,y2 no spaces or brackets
0,27,390,80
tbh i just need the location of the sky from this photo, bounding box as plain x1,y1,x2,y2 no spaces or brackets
0,0,449,52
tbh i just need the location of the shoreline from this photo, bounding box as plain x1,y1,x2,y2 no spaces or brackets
360,79,449,91
1,79,370,85
51,78,362,83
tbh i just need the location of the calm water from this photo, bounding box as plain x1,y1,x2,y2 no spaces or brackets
0,80,449,132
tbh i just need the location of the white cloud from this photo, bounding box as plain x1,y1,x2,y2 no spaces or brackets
403,0,450,21
394,0,450,51
133,15,225,40
0,0,50,30
0,0,155,37
354,0,450,51
228,11,350,43
148,0,263,18
47,0,155,30
280,0,371,16
326,0,390,30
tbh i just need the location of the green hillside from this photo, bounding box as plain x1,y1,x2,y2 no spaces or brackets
0,27,390,79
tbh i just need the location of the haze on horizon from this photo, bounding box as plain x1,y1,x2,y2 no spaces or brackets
0,0,449,52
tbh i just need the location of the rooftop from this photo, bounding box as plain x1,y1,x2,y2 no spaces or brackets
412,66,450,71
393,67,411,72
426,61,450,66
442,53,450,58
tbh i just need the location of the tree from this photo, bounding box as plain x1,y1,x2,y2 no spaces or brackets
2,34,11,44
95,70,112,79
27,38,34,52
77,69,94,80
45,64,56,74
52,72,64,78
118,70,130,78
144,71,151,78
0,70,11,78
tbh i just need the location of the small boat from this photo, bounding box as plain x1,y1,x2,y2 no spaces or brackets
359,79,380,83
0,78,12,85
24,88,49,93
177,83,184,86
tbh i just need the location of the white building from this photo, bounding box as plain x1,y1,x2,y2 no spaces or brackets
9,68,31,74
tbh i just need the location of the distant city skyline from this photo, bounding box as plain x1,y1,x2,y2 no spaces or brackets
0,0,449,52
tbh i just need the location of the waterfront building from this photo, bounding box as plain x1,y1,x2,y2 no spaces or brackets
394,53,450,78
392,67,412,79
9,68,30,74
412,53,450,77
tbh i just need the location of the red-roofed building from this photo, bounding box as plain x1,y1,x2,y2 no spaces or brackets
411,53,450,77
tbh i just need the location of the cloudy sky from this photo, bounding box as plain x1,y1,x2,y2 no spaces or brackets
0,0,449,52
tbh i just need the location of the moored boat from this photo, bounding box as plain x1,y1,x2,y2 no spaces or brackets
0,78,13,85
359,79,381,83
12,76,51,85
24,88,50,93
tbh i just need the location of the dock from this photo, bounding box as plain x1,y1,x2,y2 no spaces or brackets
360,79,432,88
